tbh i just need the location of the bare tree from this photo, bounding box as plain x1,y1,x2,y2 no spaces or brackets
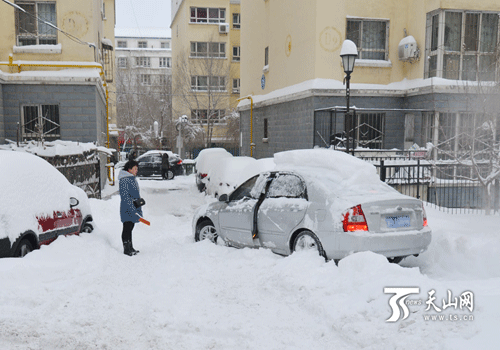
116,69,173,152
173,39,235,148
429,78,500,214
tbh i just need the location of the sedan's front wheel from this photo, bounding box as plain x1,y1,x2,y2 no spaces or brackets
81,222,93,233
195,219,218,243
293,231,326,259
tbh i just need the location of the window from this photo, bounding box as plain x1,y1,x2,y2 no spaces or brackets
21,104,60,141
233,13,240,29
161,41,170,49
191,109,225,124
159,75,168,85
190,7,225,23
138,41,147,48
117,40,127,48
15,1,57,45
229,175,259,201
140,74,151,85
346,19,389,60
190,42,225,58
232,46,240,61
135,57,151,67
264,46,269,66
263,118,268,138
102,44,113,82
425,10,499,81
232,78,240,93
117,57,127,68
191,76,226,91
267,174,306,199
159,57,171,68
421,112,491,158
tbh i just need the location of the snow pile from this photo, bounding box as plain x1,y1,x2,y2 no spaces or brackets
206,156,257,196
0,175,499,348
0,151,89,243
194,148,233,174
0,140,113,157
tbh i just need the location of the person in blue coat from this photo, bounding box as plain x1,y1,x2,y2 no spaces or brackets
119,160,143,256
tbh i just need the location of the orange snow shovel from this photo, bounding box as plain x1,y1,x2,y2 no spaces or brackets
136,213,150,226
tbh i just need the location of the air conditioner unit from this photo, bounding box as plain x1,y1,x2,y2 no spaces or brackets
219,23,229,34
398,35,419,61
232,88,240,94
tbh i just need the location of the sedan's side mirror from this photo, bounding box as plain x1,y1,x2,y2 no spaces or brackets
70,197,79,208
219,194,229,202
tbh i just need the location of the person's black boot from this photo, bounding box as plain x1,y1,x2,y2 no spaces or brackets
130,243,140,255
123,241,135,256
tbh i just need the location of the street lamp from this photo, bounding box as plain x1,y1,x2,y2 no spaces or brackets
340,39,357,154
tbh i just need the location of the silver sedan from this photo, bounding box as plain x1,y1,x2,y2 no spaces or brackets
192,166,431,263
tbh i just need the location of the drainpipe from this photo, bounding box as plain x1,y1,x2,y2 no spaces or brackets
237,95,254,157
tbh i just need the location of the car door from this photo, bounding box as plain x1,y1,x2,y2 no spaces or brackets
217,174,268,248
257,173,309,254
137,156,153,176
37,207,82,245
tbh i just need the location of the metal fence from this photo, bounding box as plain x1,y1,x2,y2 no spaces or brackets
359,157,500,214
41,150,101,199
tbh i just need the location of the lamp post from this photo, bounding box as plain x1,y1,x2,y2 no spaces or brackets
340,40,358,155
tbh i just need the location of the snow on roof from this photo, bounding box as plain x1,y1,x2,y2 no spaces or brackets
237,77,489,108
115,27,171,39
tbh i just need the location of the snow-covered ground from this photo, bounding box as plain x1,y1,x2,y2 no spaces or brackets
0,175,499,349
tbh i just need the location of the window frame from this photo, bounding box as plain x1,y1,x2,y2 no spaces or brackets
159,57,171,68
232,46,241,62
232,78,240,94
117,40,127,48
140,74,152,86
232,13,241,29
117,57,127,68
21,104,60,141
190,41,226,58
135,57,151,67
15,1,57,46
346,18,389,61
425,9,500,81
191,109,226,125
190,7,226,24
138,41,148,48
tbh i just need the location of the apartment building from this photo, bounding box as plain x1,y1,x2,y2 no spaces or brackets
171,0,241,155
114,28,173,151
0,0,116,148
239,0,500,159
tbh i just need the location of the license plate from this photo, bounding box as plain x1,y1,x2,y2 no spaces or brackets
385,215,411,228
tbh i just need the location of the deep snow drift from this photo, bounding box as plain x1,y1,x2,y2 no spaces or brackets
0,175,499,349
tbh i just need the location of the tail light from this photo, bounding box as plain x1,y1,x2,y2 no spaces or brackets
343,205,368,232
422,204,428,227
200,173,208,179
177,160,183,165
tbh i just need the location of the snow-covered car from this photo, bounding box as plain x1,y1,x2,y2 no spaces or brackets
193,149,432,263
136,150,183,180
194,148,233,192
205,156,257,198
0,151,93,258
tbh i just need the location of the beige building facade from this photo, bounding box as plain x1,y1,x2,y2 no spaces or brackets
0,0,116,147
239,0,500,158
171,0,241,155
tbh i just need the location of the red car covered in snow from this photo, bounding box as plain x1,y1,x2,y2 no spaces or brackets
0,151,94,258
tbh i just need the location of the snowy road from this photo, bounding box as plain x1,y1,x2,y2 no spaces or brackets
0,175,499,349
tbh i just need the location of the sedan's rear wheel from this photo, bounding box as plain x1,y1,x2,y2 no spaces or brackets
81,222,93,233
163,170,175,180
15,239,33,257
293,231,326,258
195,219,218,243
